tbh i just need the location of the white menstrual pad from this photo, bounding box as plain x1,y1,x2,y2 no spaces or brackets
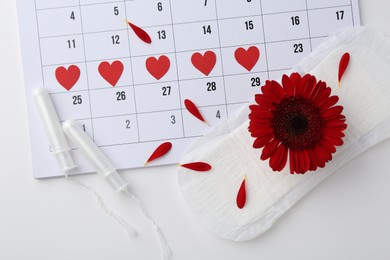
177,27,390,241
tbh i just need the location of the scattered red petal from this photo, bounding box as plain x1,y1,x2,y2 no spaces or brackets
236,177,246,209
145,142,172,165
127,21,152,44
184,99,208,125
180,162,211,172
338,52,350,88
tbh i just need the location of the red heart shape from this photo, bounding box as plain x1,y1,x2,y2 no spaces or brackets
55,65,80,91
146,55,170,80
98,60,124,87
191,51,217,76
234,46,260,72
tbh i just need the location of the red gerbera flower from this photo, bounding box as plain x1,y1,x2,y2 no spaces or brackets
248,73,347,174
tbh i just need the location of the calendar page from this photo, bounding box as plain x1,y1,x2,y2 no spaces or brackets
17,0,360,178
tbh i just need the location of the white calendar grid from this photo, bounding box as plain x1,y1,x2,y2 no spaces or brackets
21,0,360,178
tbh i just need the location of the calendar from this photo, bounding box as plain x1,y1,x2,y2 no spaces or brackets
17,0,360,178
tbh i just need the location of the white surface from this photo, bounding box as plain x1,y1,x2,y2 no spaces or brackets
0,0,389,259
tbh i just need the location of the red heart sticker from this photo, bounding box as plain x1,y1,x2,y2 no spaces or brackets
234,46,260,72
98,60,124,87
146,55,170,80
55,65,80,91
191,51,217,76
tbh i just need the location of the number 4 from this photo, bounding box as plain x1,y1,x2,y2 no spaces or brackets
216,110,221,119
70,11,75,20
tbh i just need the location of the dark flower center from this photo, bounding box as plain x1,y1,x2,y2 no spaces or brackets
288,114,308,135
272,96,325,150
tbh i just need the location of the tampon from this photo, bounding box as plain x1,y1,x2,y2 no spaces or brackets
62,120,128,192
33,88,76,176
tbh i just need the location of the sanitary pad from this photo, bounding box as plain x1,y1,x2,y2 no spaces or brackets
177,27,390,241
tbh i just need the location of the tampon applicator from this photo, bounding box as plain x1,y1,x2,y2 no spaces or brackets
62,120,128,192
33,88,76,175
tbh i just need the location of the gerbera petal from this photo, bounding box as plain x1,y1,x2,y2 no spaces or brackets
248,117,270,126
282,74,294,97
289,149,296,174
250,125,274,138
323,129,345,138
325,136,344,146
325,120,347,131
277,145,288,172
249,104,261,111
301,150,311,173
294,150,302,173
320,140,336,154
260,138,280,160
261,80,285,103
318,95,339,111
321,106,344,120
301,75,317,99
249,118,272,126
295,150,309,174
255,94,274,110
248,119,271,126
308,80,326,101
290,73,301,95
269,144,288,171
296,74,311,97
248,126,270,136
313,145,330,167
253,134,274,148
307,150,318,171
313,86,331,105
249,109,273,120
321,145,333,162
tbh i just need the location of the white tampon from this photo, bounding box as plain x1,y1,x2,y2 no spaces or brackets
62,120,128,192
33,88,76,176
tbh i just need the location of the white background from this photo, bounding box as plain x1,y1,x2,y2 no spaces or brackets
1,0,389,259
